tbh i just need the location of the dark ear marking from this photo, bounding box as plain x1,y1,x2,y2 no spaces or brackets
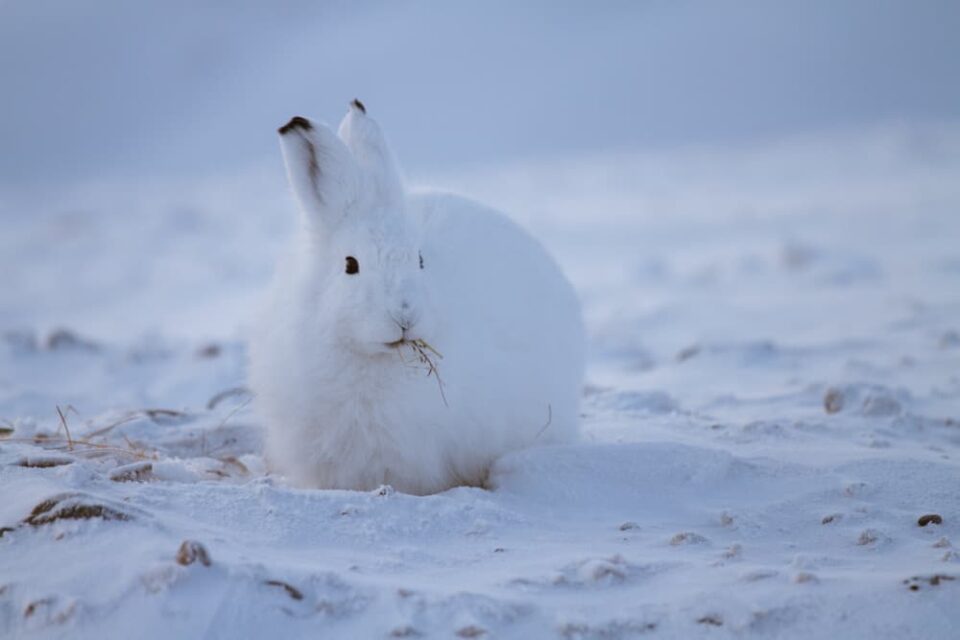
278,115,321,195
278,116,313,135
345,256,359,275
351,98,366,114
419,251,424,269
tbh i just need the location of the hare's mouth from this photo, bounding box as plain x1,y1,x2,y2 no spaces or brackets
386,338,448,406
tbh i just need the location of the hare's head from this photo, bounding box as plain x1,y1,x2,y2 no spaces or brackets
278,100,430,356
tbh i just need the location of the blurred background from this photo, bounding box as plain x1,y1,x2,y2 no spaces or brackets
2,0,958,192
0,0,958,357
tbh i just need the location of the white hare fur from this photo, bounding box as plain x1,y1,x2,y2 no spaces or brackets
249,101,585,495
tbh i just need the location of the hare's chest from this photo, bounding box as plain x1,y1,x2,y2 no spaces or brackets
315,365,436,439
310,384,451,490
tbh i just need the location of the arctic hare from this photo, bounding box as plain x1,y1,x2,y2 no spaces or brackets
250,100,585,494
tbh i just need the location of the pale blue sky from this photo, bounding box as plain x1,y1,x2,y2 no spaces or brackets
1,0,958,191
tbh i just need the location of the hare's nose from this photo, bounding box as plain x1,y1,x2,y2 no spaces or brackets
393,304,418,332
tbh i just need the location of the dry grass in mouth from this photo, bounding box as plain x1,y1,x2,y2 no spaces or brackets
396,338,448,407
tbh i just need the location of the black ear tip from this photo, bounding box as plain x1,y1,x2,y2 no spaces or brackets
351,98,366,114
278,116,312,135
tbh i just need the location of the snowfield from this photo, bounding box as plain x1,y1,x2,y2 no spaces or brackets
1,123,959,638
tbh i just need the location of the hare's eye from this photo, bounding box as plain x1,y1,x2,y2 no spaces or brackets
419,252,424,270
345,256,359,275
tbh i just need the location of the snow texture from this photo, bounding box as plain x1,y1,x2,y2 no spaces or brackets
2,122,960,638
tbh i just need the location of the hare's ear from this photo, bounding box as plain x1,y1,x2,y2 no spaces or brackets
337,99,403,208
278,116,359,231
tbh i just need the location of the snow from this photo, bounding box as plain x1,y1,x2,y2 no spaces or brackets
2,122,960,638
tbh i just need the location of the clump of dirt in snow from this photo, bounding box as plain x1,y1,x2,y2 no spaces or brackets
24,493,132,526
917,514,942,527
903,574,956,591
176,540,212,567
